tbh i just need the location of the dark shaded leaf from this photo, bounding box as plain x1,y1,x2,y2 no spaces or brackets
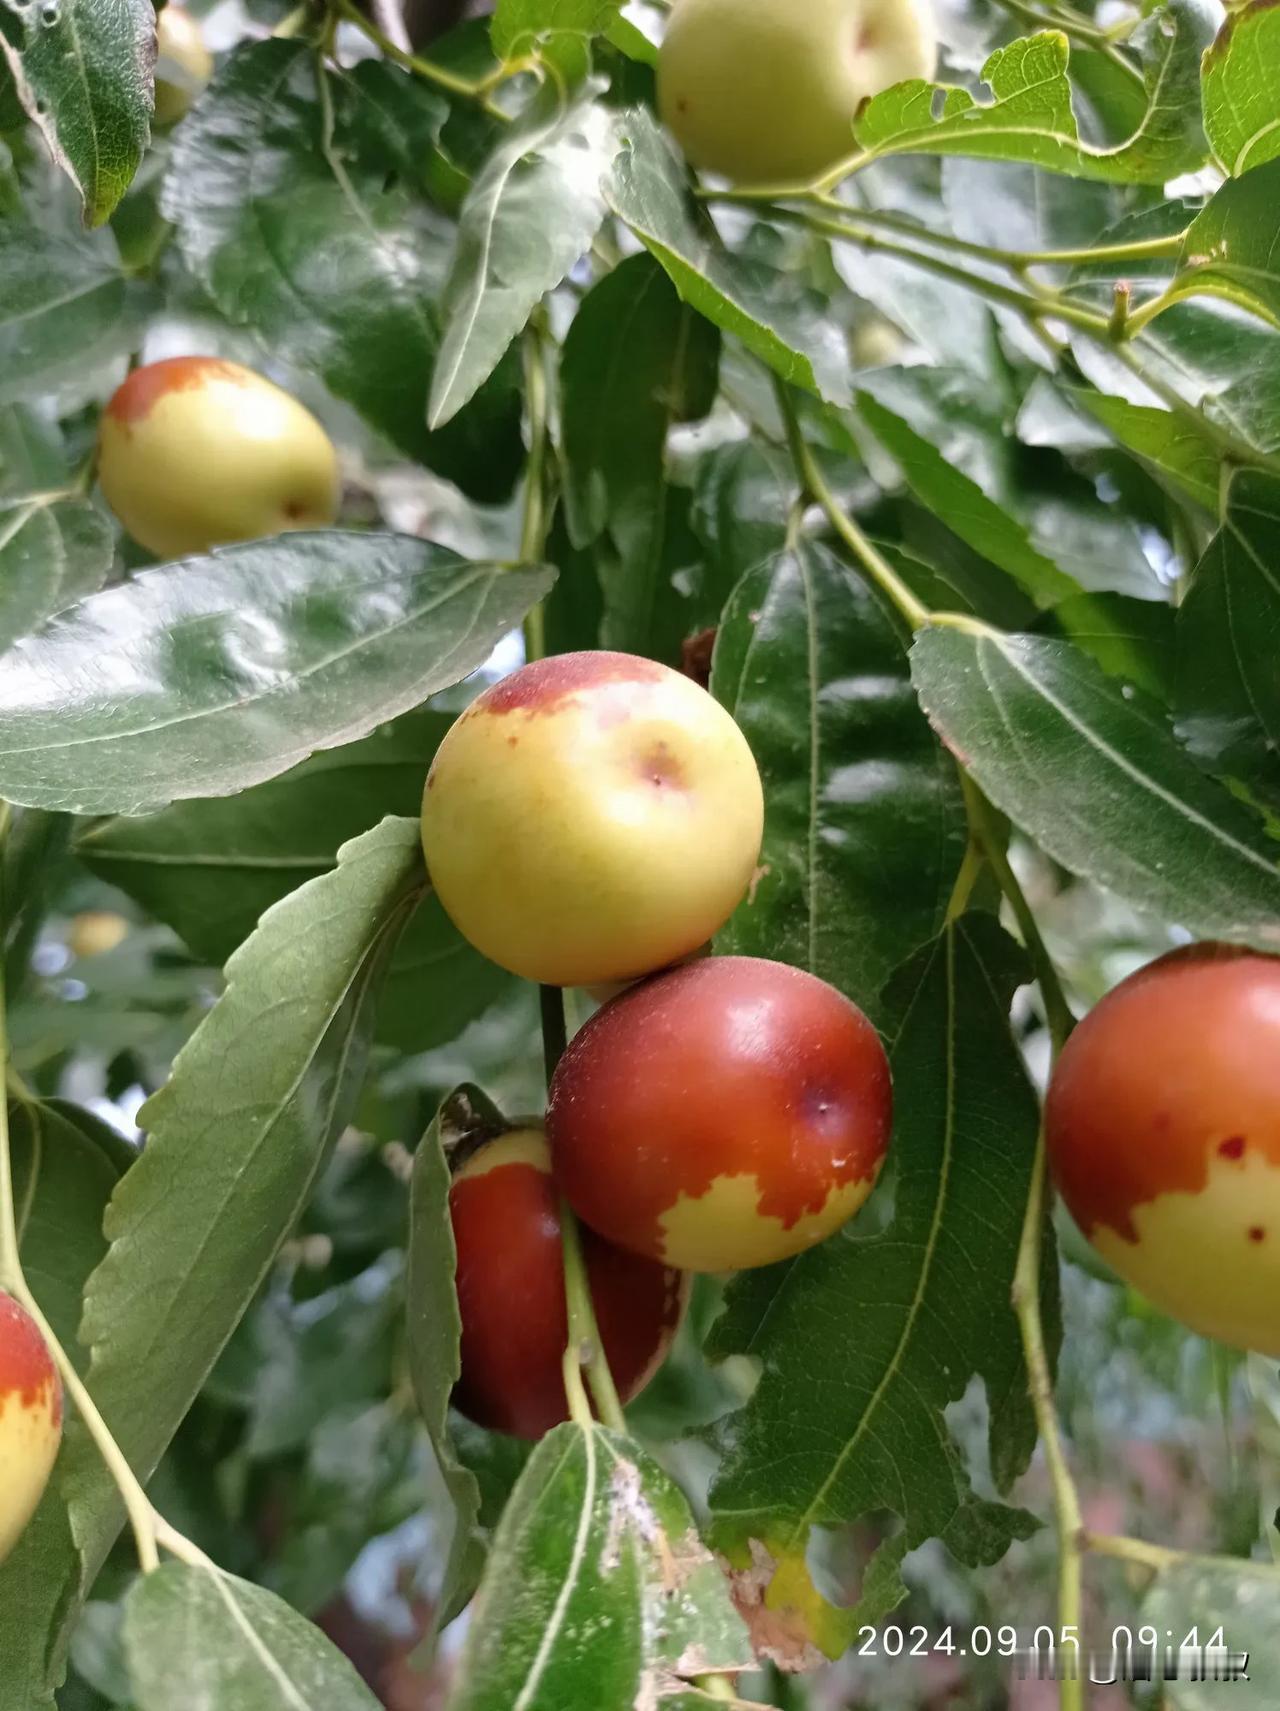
165,41,524,501
1177,470,1280,803
712,539,966,1021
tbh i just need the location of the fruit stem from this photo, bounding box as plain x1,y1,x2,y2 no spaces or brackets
558,1190,625,1431
539,982,568,1084
967,777,1084,1711
1085,1530,1280,1581
334,0,510,116
773,378,932,633
540,985,627,1433
1011,1138,1085,1711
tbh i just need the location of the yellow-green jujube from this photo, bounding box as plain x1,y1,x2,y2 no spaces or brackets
98,358,340,561
658,0,936,186
66,912,130,960
420,651,765,988
153,7,214,127
0,1294,62,1565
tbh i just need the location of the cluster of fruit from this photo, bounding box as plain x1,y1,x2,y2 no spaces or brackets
421,650,1280,1436
421,650,895,1436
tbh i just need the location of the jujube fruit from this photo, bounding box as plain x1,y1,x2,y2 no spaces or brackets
0,1294,62,1564
449,1129,687,1439
1046,944,1280,1357
98,357,340,561
153,7,214,127
66,911,130,960
658,0,937,187
420,651,764,988
547,956,893,1272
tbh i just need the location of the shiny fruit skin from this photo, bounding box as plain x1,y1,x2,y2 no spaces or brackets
98,357,340,560
0,1294,62,1564
420,651,764,988
658,0,936,186
1046,944,1280,1356
547,956,893,1272
153,7,214,126
449,1130,687,1439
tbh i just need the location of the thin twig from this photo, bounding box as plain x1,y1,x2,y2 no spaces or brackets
774,377,932,632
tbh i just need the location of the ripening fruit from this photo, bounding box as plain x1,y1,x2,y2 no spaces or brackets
658,0,936,186
421,652,764,988
153,7,214,127
1046,945,1280,1357
547,957,893,1272
98,358,340,561
0,1294,62,1564
66,911,130,960
449,1130,687,1439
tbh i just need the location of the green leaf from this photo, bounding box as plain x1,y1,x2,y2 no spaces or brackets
1177,470,1280,801
858,391,1079,609
76,708,514,1049
690,440,792,605
1202,0,1280,176
379,896,513,1054
0,534,553,815
165,41,523,502
708,916,1044,1652
76,708,453,964
122,1563,382,1710
561,252,719,655
712,539,966,1022
911,626,1280,949
268,1401,425,1616
0,224,147,408
1166,160,1280,329
1067,386,1221,511
1048,590,1176,706
11,1100,131,1368
1063,203,1280,459
562,252,718,546
1143,1558,1280,1711
447,1423,750,1711
607,109,850,406
491,0,622,80
3,818,423,1704
2,804,71,983
0,407,112,651
851,2,1212,184
406,1086,496,1626
428,83,616,428
0,0,153,223
0,1100,130,1711
235,1256,402,1461
78,815,420,1477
